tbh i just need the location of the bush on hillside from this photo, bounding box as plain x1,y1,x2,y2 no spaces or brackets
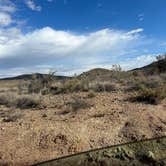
130,85,166,105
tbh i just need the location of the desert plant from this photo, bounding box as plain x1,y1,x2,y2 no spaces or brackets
3,112,23,122
87,90,96,98
0,94,10,106
66,96,92,112
91,82,117,92
0,93,15,107
131,85,166,104
14,95,41,109
28,73,43,93
156,54,166,61
27,70,56,94
111,64,122,72
63,79,81,92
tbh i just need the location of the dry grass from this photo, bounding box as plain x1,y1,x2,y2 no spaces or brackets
3,112,23,122
0,93,41,109
65,96,92,112
14,95,41,109
130,85,166,104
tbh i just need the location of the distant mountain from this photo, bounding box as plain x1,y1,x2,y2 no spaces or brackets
0,73,70,81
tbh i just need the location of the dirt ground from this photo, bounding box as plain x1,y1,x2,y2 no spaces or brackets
0,87,166,166
36,136,166,166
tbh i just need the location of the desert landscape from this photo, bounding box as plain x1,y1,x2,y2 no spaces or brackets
0,56,166,166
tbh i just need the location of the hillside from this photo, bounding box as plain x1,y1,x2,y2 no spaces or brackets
131,59,166,75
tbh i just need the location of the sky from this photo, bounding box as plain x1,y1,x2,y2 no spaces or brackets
0,0,166,77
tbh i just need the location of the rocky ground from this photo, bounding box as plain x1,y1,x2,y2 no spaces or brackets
36,136,166,166
0,91,166,166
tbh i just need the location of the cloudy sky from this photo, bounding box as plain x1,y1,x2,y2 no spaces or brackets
0,0,166,77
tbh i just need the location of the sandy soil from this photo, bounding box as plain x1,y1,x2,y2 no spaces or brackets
0,92,166,166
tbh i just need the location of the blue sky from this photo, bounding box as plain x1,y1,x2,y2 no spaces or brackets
0,0,166,77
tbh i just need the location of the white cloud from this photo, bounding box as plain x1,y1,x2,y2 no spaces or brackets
0,1,16,27
0,0,16,13
0,12,12,26
138,13,144,21
120,54,156,70
25,0,42,11
0,27,143,58
0,26,156,77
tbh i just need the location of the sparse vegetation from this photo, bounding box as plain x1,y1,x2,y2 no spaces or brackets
27,71,56,94
0,94,11,106
14,95,41,109
65,96,92,112
0,59,166,165
87,90,96,98
0,93,41,109
130,85,166,104
3,112,23,122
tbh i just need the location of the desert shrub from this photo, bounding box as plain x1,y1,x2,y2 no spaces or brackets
131,85,166,104
56,77,89,94
27,71,56,94
0,93,15,107
112,64,122,72
14,95,41,109
28,74,43,93
0,94,10,106
91,82,117,92
87,90,96,98
156,54,166,61
63,79,81,92
127,76,163,92
41,88,50,95
66,96,92,112
3,112,23,122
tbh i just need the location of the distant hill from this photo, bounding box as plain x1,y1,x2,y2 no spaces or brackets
0,73,70,81
79,68,114,81
1,59,166,81
80,68,111,77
